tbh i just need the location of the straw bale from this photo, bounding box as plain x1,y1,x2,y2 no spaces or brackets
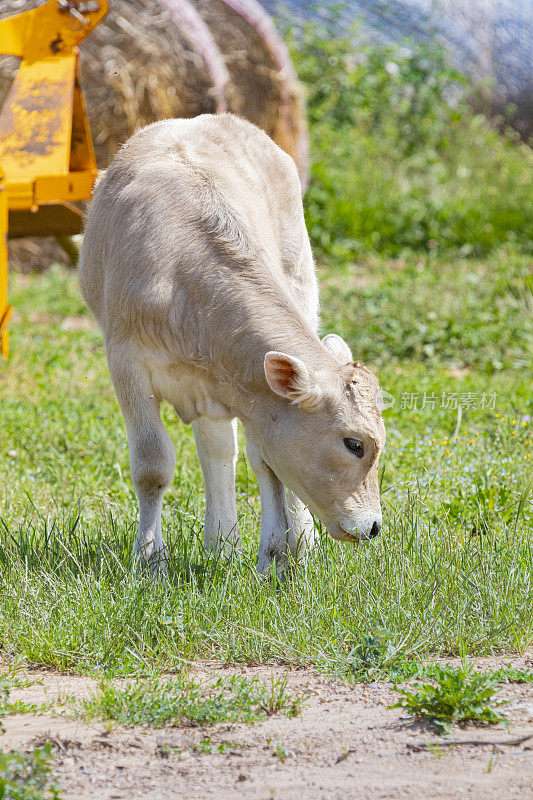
80,0,217,167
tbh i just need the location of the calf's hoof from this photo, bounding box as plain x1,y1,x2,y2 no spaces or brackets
133,546,168,581
204,531,242,561
257,548,296,584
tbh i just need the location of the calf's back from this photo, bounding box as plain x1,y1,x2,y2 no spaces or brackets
80,114,319,376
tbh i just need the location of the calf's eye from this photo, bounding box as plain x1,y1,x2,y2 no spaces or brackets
344,437,364,458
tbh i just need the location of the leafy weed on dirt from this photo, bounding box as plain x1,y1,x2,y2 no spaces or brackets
391,666,509,734
0,744,61,800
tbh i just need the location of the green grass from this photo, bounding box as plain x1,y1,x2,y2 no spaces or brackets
0,745,61,800
0,253,531,675
320,248,532,373
80,672,302,727
391,665,509,734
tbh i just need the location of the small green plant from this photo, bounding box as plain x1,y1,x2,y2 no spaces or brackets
274,743,289,762
390,666,509,734
0,745,61,800
489,666,533,685
0,673,46,732
259,674,304,718
81,673,303,728
347,634,387,677
217,741,244,754
192,738,213,754
486,752,498,773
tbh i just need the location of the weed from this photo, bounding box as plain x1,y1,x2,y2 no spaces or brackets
185,738,243,755
0,744,61,800
259,674,304,717
274,743,289,762
390,666,509,734
192,738,213,754
81,673,302,728
0,673,47,732
486,752,498,773
217,741,244,754
489,666,533,684
157,742,173,758
426,744,447,760
347,634,389,677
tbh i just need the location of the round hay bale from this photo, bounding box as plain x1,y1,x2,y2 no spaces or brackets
6,238,67,275
79,0,221,168
0,0,222,168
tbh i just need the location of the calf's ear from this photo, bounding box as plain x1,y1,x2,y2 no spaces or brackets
264,351,321,410
321,333,353,365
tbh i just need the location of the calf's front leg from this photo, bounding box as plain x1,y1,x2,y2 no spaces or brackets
246,438,317,576
285,489,318,559
192,417,241,557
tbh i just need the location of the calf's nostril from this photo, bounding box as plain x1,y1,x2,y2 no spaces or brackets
369,520,381,538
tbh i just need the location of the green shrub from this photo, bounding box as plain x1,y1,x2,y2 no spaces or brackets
0,745,61,800
288,18,533,258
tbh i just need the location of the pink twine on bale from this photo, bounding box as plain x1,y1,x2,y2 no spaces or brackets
159,0,230,113
219,0,309,189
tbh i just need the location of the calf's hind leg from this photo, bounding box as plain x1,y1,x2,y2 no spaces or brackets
108,351,176,577
192,417,241,557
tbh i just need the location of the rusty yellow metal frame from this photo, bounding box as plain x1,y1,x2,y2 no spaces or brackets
0,0,108,357
0,168,11,358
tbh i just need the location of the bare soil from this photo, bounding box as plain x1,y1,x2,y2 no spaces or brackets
1,656,532,800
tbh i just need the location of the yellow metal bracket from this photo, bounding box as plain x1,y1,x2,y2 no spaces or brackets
0,0,108,357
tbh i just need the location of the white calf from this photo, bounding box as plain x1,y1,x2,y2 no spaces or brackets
80,114,385,575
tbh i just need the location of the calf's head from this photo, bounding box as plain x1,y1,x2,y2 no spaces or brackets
261,334,385,542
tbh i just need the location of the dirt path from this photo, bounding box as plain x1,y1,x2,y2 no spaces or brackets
1,657,532,800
